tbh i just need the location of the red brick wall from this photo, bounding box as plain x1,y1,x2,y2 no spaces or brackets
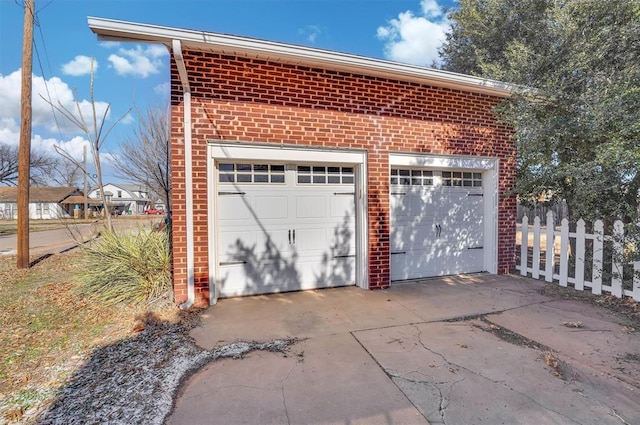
170,51,517,306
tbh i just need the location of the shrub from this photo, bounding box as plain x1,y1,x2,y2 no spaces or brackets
78,228,172,306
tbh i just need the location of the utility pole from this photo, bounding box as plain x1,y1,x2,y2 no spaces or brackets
17,0,34,269
83,145,88,219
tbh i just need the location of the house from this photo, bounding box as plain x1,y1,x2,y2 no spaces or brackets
89,18,518,307
0,186,97,219
88,183,151,215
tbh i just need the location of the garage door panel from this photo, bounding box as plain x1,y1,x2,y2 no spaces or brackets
391,220,437,251
220,228,292,263
391,193,435,219
218,196,252,220
293,227,327,254
330,195,355,218
390,252,438,281
255,228,292,255
296,196,326,218
298,256,356,290
218,230,254,262
255,196,288,219
218,260,301,297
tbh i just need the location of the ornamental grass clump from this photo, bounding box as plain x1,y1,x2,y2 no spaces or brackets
79,228,172,306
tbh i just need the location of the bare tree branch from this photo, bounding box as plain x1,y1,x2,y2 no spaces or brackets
50,156,83,187
112,105,171,211
41,58,130,230
0,142,57,187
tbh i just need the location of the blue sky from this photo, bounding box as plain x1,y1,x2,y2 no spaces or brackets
0,0,455,184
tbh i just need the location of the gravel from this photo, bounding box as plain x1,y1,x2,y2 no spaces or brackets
35,317,295,425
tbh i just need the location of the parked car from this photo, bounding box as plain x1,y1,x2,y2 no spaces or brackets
144,208,164,215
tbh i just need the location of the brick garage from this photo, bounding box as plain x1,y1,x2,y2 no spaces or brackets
89,18,517,307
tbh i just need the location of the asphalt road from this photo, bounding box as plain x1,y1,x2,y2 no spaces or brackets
0,217,162,257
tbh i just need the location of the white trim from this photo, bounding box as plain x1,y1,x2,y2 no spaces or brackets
389,152,499,275
209,142,368,295
173,39,196,309
207,145,217,305
88,17,516,98
389,152,498,170
212,143,367,164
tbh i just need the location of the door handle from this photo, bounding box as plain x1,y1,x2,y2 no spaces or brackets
293,229,296,244
288,229,291,244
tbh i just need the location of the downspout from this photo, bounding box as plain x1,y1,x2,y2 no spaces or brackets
173,39,195,310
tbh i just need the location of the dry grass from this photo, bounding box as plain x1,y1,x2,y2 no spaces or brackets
538,282,640,329
0,251,183,423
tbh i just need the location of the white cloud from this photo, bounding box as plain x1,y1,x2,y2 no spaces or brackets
299,25,323,44
0,117,89,162
62,55,97,76
107,44,169,78
99,41,121,49
420,0,444,18
0,117,20,145
0,70,110,134
33,134,89,161
121,113,135,125
377,0,450,66
154,81,170,97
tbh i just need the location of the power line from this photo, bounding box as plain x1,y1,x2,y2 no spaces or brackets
33,5,66,144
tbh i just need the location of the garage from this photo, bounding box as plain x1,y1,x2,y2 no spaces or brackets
389,154,499,282
209,144,368,299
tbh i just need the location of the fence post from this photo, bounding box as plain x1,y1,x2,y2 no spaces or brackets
611,220,624,298
532,216,541,279
545,211,554,282
559,218,569,287
633,261,640,301
520,216,529,276
575,219,586,290
592,220,603,295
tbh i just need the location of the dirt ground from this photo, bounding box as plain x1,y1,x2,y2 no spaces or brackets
537,281,640,329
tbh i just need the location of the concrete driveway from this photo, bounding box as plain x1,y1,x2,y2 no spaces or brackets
169,274,639,425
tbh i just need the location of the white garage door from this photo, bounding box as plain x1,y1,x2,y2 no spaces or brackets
390,169,485,281
216,162,357,297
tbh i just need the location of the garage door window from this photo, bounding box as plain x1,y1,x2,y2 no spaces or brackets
218,163,285,184
390,169,433,186
297,166,354,184
442,171,482,187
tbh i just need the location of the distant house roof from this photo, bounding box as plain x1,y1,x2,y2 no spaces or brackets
0,186,81,203
94,183,148,200
60,195,102,205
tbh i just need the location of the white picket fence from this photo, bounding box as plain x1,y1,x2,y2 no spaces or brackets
516,211,640,301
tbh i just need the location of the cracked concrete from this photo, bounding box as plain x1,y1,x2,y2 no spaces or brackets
354,319,638,424
169,334,428,425
168,274,639,425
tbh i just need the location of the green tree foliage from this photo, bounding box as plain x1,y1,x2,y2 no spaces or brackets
440,0,554,85
441,0,640,222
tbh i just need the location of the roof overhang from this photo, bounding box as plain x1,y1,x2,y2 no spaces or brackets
88,17,517,98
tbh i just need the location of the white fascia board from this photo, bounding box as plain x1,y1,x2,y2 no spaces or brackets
87,17,516,98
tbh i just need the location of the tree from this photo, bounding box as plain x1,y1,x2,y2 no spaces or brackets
439,0,555,85
440,0,640,223
112,106,171,212
50,156,83,187
0,142,57,186
45,60,130,230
